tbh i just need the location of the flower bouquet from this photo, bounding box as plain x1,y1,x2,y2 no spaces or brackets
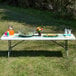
36,27,43,36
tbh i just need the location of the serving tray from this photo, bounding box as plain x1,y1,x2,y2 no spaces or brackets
19,34,32,37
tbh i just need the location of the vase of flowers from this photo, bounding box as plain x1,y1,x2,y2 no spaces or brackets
36,27,43,36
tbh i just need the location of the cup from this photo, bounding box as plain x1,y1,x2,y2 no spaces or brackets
68,29,72,34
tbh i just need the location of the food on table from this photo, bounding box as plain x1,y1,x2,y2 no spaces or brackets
43,34,58,37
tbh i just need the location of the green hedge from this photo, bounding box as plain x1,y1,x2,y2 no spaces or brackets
0,0,76,19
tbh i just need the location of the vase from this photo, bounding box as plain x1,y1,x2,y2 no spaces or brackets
38,32,41,36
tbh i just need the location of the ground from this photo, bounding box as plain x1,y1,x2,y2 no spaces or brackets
0,5,76,76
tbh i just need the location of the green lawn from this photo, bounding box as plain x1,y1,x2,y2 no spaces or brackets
0,5,76,76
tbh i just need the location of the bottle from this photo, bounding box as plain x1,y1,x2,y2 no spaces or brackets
65,28,67,34
4,32,7,36
7,31,9,36
8,26,14,36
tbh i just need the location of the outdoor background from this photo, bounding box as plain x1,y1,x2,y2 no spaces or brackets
0,0,76,76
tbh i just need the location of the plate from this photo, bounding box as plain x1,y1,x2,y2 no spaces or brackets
43,34,58,37
19,34,32,37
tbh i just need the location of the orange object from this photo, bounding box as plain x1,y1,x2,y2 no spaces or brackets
9,30,14,35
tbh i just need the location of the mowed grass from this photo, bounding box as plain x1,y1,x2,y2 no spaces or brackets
0,5,76,76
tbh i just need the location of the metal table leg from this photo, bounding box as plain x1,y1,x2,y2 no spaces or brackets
65,40,68,57
8,40,11,57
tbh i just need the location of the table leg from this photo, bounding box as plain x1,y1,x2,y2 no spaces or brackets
65,40,68,57
8,40,11,57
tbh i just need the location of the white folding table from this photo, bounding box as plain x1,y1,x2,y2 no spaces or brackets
1,33,76,57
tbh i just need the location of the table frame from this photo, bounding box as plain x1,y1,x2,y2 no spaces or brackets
7,40,68,57
8,40,12,57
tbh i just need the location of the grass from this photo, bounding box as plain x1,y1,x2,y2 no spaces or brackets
0,4,76,76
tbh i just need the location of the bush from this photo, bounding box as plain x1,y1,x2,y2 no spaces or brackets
0,0,76,19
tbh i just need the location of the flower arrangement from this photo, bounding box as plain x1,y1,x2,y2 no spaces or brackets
36,27,43,36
